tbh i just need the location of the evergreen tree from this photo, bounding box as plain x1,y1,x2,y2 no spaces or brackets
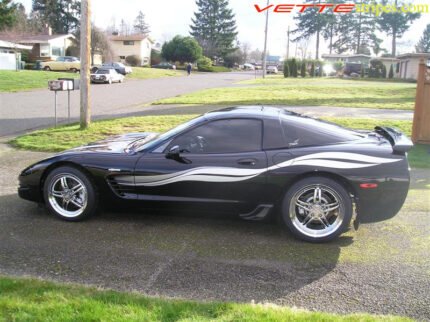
300,60,306,78
283,61,289,78
310,62,315,77
360,65,364,78
292,0,326,59
0,0,17,30
388,64,394,78
291,58,298,77
190,0,238,59
415,24,430,53
32,0,80,34
377,0,420,56
133,11,150,34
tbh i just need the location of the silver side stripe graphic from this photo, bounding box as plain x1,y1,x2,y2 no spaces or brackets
114,153,402,187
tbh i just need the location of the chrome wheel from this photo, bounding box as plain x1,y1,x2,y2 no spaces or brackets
48,174,87,218
289,184,344,238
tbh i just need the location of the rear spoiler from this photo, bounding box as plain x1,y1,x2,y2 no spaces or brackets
374,126,413,154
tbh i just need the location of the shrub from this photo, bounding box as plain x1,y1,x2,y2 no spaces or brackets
388,64,394,79
197,56,213,72
300,60,306,77
125,55,142,66
333,60,344,74
283,61,289,77
310,62,315,77
360,65,364,78
381,64,387,78
291,58,298,77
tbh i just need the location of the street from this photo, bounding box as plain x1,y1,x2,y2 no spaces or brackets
0,71,255,137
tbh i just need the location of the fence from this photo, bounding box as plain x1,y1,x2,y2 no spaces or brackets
412,60,430,144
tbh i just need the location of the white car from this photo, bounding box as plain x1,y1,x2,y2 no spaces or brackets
267,66,278,74
243,63,255,70
90,68,124,84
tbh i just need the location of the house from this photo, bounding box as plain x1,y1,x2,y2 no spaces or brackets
396,53,430,80
322,54,372,66
378,57,400,78
109,34,153,66
0,27,75,61
0,40,32,70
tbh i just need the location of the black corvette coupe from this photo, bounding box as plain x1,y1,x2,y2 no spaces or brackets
18,106,412,242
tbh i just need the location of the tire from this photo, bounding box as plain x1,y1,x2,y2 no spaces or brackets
281,176,352,243
43,66,51,71
70,68,78,73
43,166,98,221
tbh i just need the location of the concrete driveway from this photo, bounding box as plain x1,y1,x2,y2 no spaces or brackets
0,71,255,137
0,143,429,320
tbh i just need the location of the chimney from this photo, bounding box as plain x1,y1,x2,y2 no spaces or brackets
44,24,52,35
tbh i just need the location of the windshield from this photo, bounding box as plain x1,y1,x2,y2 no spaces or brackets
133,115,205,152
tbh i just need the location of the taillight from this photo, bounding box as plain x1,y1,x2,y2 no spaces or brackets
359,183,378,189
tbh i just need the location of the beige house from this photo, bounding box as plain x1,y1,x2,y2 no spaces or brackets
396,53,430,80
322,54,372,66
379,57,400,78
109,35,153,66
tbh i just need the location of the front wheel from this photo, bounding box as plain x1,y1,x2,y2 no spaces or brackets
281,177,352,242
43,166,98,221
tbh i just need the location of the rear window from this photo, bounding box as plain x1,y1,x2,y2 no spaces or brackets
280,113,363,148
96,69,109,74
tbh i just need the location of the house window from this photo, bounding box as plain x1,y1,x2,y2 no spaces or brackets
123,41,135,46
51,46,62,56
40,44,50,57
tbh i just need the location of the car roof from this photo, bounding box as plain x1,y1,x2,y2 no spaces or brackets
204,106,294,120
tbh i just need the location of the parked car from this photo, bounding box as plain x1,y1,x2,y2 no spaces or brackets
101,62,132,75
243,63,255,70
90,68,124,84
152,62,176,69
267,66,278,74
41,56,80,72
18,106,412,243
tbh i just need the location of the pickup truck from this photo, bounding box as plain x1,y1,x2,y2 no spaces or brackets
41,56,80,72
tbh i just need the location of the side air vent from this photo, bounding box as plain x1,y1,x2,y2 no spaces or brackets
107,177,134,197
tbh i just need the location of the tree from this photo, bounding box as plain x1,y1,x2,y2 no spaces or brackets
310,61,315,77
190,0,238,59
290,58,298,77
381,64,387,78
377,0,420,56
162,35,203,64
292,0,326,59
224,48,243,67
0,0,17,31
240,42,251,63
32,0,80,34
119,19,131,36
388,64,394,78
249,48,262,63
415,24,430,53
133,11,150,34
283,61,289,78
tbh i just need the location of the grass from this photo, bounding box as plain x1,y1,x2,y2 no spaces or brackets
0,276,410,322
9,114,429,169
154,77,416,110
0,70,79,92
129,67,184,79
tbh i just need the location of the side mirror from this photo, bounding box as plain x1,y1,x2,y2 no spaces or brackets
166,145,180,159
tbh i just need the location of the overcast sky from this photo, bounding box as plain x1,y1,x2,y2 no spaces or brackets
20,0,430,57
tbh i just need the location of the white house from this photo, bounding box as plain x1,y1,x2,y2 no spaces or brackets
109,34,153,66
0,40,32,70
322,54,372,66
379,57,400,78
396,53,430,80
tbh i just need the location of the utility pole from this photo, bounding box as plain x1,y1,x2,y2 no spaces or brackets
262,0,269,79
80,0,91,129
286,26,290,60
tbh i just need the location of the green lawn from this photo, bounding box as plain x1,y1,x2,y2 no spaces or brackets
154,77,416,110
0,276,410,322
0,70,79,92
129,67,184,79
9,114,428,169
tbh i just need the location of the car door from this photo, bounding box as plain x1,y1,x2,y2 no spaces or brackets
133,118,268,206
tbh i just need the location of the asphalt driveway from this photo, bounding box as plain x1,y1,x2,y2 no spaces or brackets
0,71,255,137
0,143,429,320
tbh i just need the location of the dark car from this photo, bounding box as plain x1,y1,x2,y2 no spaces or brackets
18,107,412,242
152,62,176,69
101,62,132,75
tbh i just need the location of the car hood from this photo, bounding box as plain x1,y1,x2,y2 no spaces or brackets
61,132,159,154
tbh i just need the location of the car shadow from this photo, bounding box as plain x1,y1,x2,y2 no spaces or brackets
0,192,353,303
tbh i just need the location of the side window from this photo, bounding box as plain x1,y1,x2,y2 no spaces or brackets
167,119,262,154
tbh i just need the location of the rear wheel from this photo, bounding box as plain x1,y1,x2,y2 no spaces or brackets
43,166,98,221
281,177,352,242
70,68,78,73
43,66,51,71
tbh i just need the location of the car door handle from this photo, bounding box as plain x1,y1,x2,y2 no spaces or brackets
237,158,257,166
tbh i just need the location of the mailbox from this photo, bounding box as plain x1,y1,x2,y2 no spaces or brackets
48,80,73,91
58,78,80,90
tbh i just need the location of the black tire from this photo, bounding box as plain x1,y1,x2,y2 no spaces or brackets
43,166,98,221
281,176,352,243
43,66,51,71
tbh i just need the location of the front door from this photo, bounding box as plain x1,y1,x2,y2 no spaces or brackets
133,118,268,206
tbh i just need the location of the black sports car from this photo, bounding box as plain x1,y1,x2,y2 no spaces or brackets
18,107,412,242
